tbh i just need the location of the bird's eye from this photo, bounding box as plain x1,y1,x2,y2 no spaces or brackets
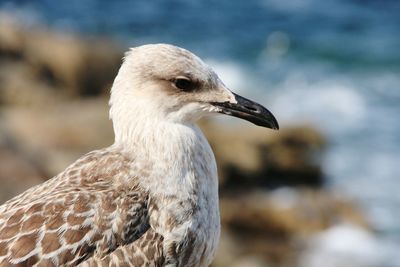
174,77,197,91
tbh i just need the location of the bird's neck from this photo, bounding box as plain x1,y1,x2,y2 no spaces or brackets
112,116,218,196
113,115,203,158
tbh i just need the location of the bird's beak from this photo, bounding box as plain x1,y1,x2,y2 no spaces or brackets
211,92,279,130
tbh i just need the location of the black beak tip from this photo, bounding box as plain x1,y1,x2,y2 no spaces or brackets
258,112,279,130
270,114,280,130
271,120,280,130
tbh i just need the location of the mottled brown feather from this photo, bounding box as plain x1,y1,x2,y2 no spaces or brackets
80,230,164,267
0,149,164,266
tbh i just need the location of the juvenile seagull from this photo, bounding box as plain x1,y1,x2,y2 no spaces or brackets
0,44,278,266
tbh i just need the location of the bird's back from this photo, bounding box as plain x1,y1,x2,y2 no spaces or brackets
0,148,164,266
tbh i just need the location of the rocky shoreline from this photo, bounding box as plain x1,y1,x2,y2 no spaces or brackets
0,17,372,267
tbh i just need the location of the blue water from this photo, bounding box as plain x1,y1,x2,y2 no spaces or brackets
1,0,400,264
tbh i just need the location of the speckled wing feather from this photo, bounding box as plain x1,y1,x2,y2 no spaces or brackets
0,149,164,266
79,230,164,267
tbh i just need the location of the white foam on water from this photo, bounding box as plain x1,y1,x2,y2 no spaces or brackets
270,77,367,134
299,224,400,267
206,59,248,94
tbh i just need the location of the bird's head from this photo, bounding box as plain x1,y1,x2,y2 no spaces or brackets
110,44,278,139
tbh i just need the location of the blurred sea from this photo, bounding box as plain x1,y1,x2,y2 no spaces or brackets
1,0,400,265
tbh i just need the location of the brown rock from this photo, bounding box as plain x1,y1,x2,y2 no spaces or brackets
259,125,326,187
200,119,326,189
214,188,369,267
0,127,46,204
0,15,123,107
0,14,24,59
24,31,122,97
1,97,113,177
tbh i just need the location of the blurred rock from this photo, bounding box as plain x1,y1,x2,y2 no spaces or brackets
0,14,24,59
215,188,370,267
25,31,122,96
200,120,326,189
0,60,66,106
0,16,120,178
1,97,113,176
0,126,46,203
259,126,325,187
221,188,369,235
0,15,123,106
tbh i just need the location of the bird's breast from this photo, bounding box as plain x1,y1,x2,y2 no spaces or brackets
142,125,220,266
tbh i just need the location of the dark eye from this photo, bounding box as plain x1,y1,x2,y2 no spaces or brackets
174,77,197,91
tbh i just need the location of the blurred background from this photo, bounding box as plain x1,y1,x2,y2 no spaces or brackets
0,0,399,266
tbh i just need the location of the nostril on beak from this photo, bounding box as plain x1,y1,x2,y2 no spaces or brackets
245,105,259,113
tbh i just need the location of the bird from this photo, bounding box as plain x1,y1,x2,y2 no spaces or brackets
0,44,278,267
